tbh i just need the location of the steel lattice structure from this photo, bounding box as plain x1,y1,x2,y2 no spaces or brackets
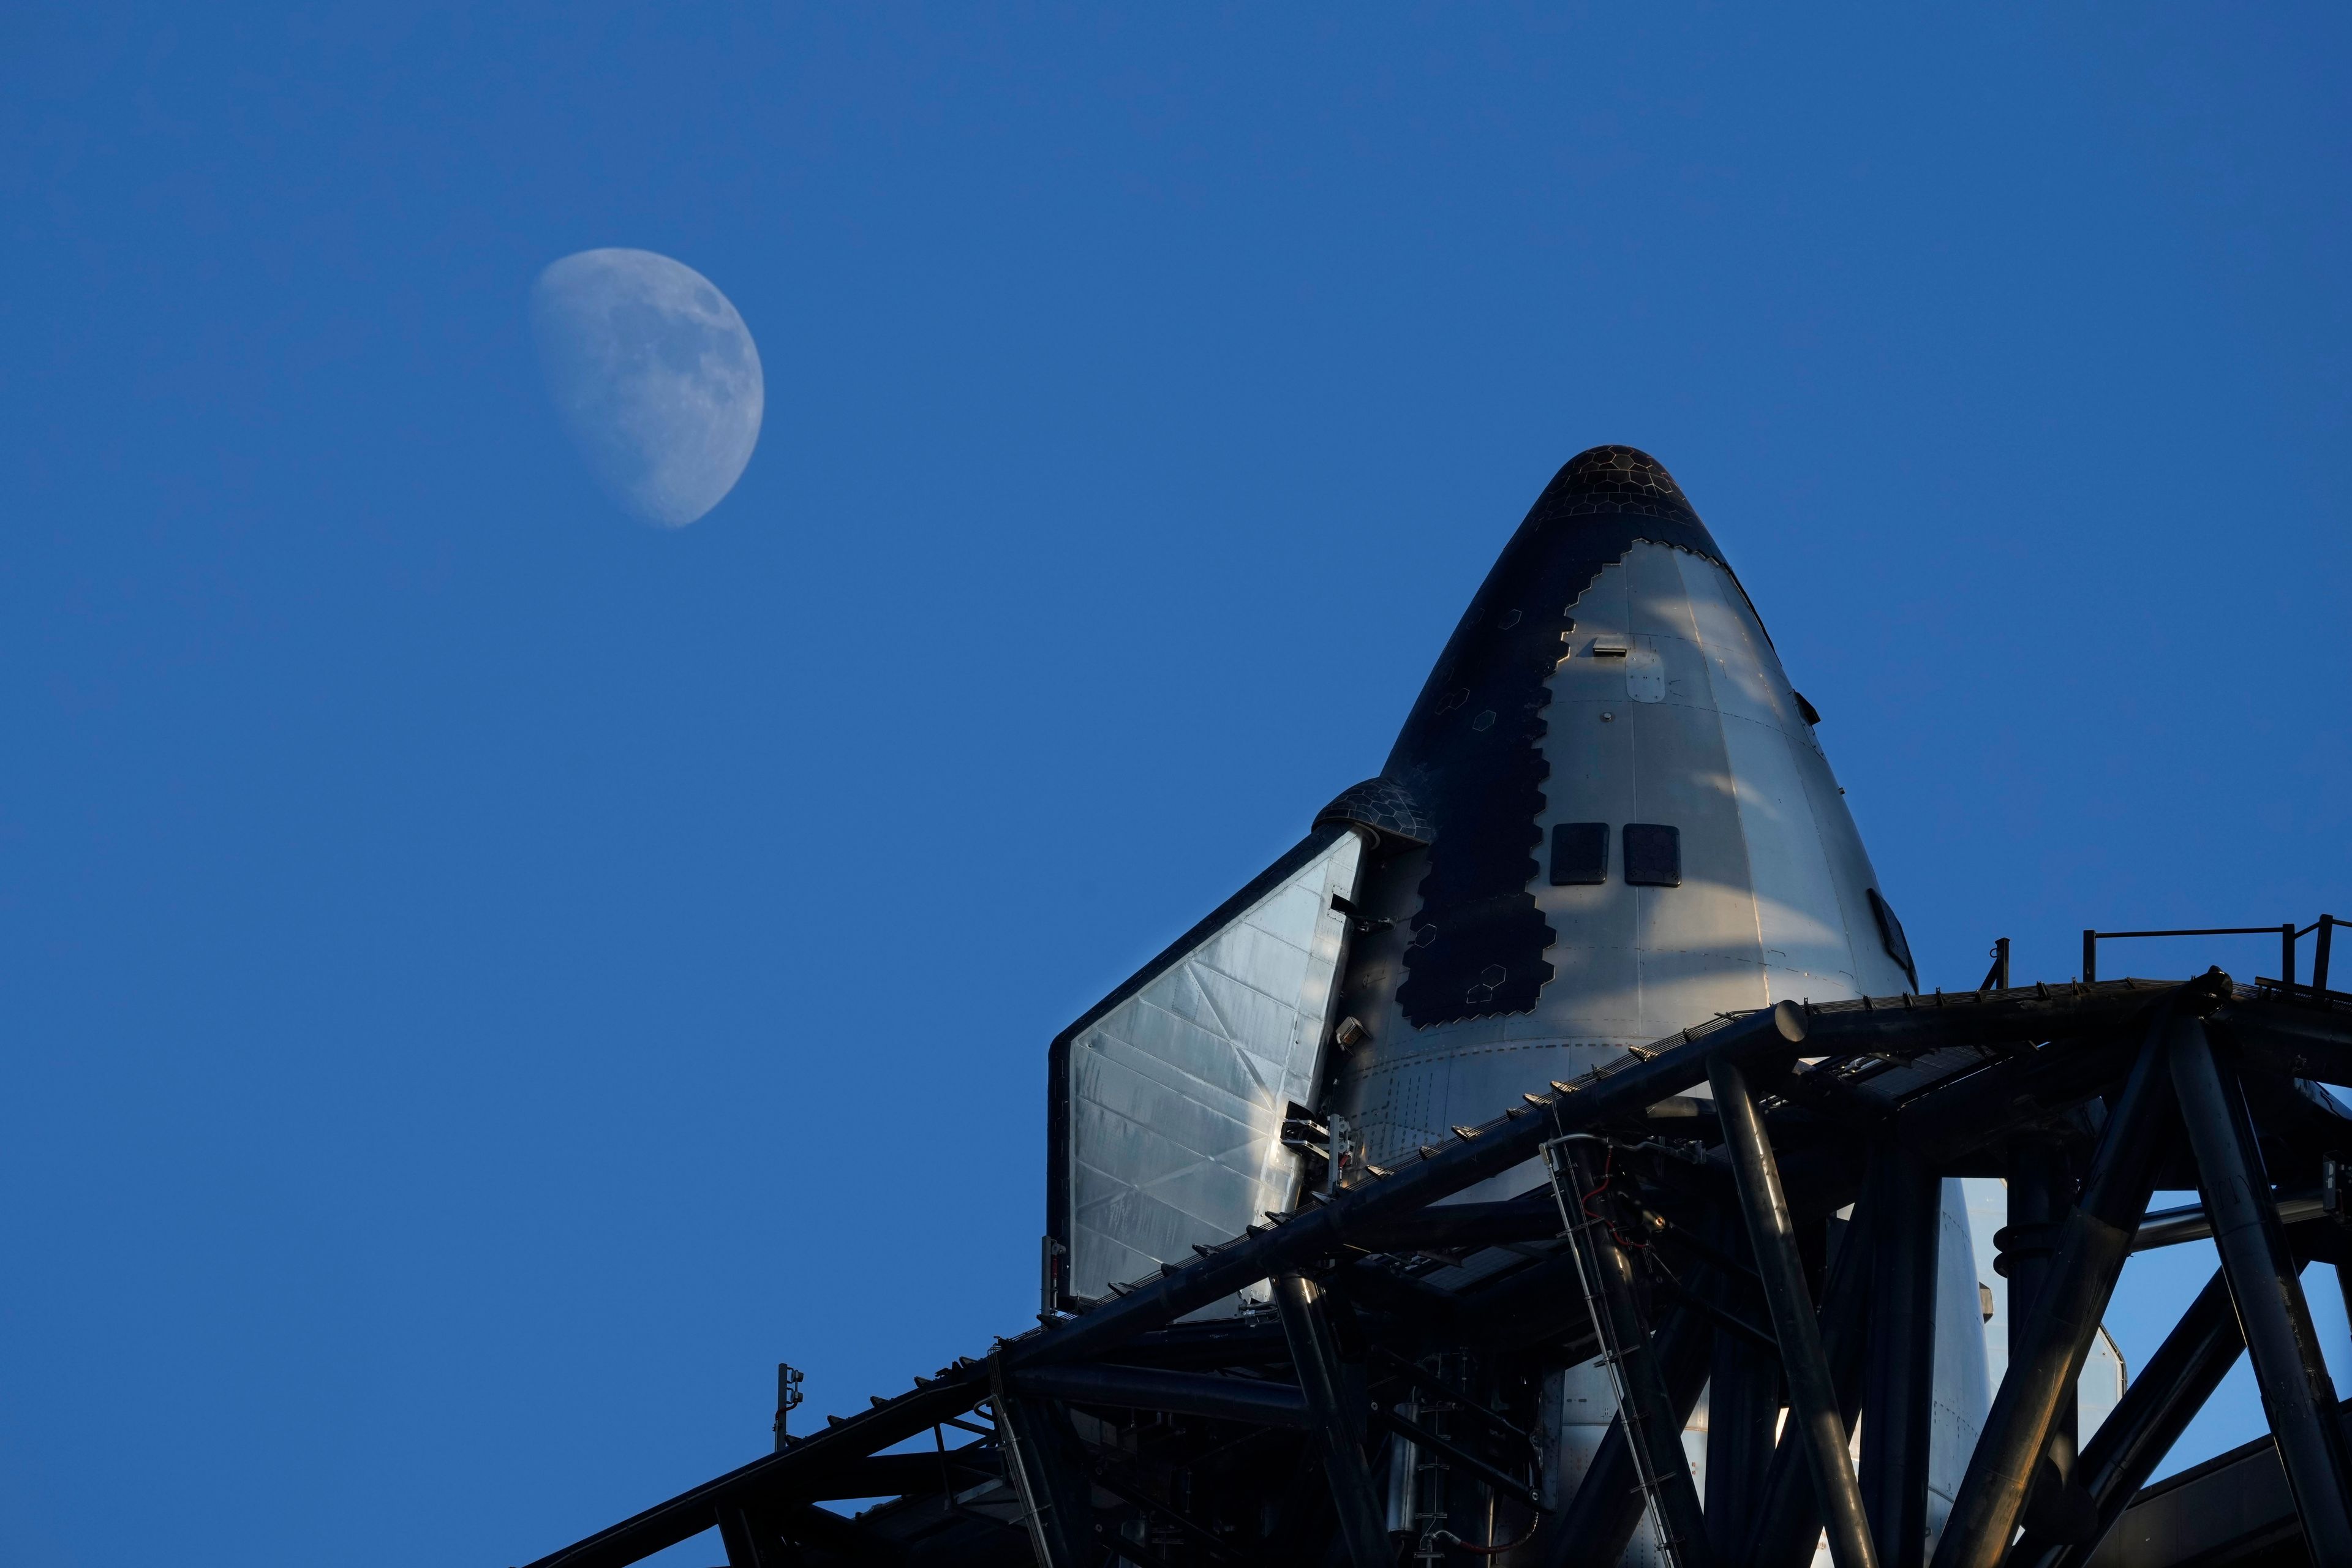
514,967,2352,1568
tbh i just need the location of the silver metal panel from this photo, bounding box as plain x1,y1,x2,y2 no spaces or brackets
1542,1353,1707,1568
1793,1181,1991,1567
2081,1326,2126,1438
1673,547,1899,1003
1928,1177,1994,1552
1065,831,1362,1308
1626,635,1667,703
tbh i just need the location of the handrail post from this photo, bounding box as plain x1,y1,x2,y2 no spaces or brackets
2316,915,2336,998
2082,930,2097,984
2285,922,2299,995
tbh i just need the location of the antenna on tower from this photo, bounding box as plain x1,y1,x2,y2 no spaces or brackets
772,1363,804,1452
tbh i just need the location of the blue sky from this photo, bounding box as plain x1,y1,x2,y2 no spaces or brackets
2,7,2346,1565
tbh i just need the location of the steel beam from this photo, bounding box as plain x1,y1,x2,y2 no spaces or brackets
1893,1036,2132,1169
1929,1011,2179,1568
519,982,2216,1568
2170,1016,2352,1561
1795,981,2173,1056
782,1449,995,1501
1860,1148,1941,1568
774,1503,902,1566
1556,1141,1714,1568
2014,1265,2244,1568
1751,1181,1879,1568
1344,1196,1565,1252
519,1368,989,1568
1538,1301,1714,1568
1706,1322,1780,1559
1892,979,2233,1169
1662,1273,1777,1353
990,1355,1095,1568
1452,1249,1610,1354
1022,1003,1811,1371
715,1505,785,1568
2133,1189,2328,1251
1008,1362,1313,1428
1017,986,2172,1375
1272,1274,1395,1568
2005,1137,2067,1368
1711,1053,1879,1568
1089,1462,1250,1566
2007,1136,2094,1542
1111,1316,1291,1371
1369,1404,1544,1513
1369,1348,1529,1447
2214,993,2352,1089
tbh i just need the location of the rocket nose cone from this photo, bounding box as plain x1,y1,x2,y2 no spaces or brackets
1542,445,1705,526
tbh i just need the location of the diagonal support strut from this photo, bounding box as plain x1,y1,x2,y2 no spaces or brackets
1711,1052,1879,1568
2014,1265,2245,1568
1929,1008,2179,1568
2171,1016,2352,1561
1272,1273,1395,1568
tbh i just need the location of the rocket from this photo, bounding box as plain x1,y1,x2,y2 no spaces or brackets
513,445,2320,1568
1322,443,1915,1158
1051,445,1917,1282
1047,447,2114,1560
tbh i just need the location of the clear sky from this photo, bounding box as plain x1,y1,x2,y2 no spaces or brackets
4,7,2348,1566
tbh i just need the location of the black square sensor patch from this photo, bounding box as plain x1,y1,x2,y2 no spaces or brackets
1622,823,1682,887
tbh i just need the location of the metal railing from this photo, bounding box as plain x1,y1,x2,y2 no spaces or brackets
2081,914,2342,995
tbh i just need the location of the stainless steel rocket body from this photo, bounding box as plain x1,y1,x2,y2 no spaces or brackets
1046,448,2057,1563
1324,534,1915,1185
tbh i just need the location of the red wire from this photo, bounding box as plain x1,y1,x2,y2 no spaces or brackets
1576,1147,1648,1250
1446,1517,1541,1557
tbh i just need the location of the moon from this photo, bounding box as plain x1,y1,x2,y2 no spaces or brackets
529,249,764,529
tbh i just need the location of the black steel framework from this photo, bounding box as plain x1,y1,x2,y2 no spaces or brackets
512,956,2352,1568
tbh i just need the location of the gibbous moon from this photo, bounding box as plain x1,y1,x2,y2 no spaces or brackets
529,249,764,529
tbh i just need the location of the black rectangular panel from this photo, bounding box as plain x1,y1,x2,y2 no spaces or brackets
1623,823,1682,887
1867,888,1919,989
1550,822,1609,885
